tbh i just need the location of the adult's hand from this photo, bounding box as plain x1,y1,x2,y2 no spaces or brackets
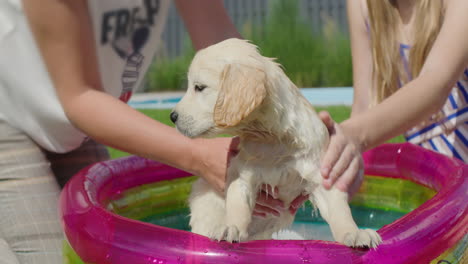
253,185,310,218
191,137,240,193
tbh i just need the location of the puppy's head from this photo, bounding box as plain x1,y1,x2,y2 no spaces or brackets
171,38,269,138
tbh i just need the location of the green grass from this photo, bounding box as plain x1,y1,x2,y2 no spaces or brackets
107,106,405,159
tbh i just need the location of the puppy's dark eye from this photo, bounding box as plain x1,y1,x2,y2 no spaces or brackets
194,84,207,92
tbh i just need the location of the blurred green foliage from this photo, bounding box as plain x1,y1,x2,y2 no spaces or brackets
145,0,352,91
146,45,195,91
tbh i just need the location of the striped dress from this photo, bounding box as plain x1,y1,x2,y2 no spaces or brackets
400,44,468,162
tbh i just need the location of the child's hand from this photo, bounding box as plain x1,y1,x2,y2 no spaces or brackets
318,111,364,195
253,184,310,218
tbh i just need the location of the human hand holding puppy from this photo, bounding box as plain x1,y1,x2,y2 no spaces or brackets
319,111,364,197
190,137,240,193
193,137,307,217
252,112,365,215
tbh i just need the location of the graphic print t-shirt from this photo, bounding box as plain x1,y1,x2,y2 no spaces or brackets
0,0,169,153
88,0,170,102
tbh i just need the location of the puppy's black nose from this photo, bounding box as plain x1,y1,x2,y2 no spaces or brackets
170,111,178,123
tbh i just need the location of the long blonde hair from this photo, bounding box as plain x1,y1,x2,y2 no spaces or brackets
367,0,444,105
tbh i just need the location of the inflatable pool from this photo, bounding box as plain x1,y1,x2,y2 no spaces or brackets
60,143,467,264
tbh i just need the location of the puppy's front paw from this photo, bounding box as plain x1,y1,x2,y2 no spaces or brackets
341,229,382,248
225,225,248,242
210,225,248,243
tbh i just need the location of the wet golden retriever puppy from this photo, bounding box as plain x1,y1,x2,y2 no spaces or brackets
171,38,381,248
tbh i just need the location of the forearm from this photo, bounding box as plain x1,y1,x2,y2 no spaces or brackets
347,0,373,119
175,0,241,50
350,91,370,118
63,89,198,173
346,0,468,150
343,73,453,150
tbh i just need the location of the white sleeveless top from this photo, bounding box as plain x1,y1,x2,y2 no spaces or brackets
0,0,170,153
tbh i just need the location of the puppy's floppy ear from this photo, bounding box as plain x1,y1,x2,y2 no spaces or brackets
214,63,267,127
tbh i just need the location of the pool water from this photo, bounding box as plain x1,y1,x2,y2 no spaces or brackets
124,203,403,241
107,176,428,241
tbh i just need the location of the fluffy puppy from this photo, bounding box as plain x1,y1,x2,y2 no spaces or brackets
171,38,381,248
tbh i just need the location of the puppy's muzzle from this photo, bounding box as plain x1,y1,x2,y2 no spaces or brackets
170,111,178,124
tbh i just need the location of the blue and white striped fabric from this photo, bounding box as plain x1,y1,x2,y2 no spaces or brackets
400,44,468,162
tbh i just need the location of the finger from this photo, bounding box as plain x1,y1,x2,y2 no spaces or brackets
321,138,343,182
253,211,267,218
229,136,240,152
216,178,226,194
254,204,280,217
326,145,354,188
336,158,364,195
334,157,360,192
256,190,285,209
289,193,309,211
289,207,299,215
318,111,335,132
318,111,332,124
225,137,240,162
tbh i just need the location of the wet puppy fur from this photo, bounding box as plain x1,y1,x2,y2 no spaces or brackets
171,38,381,248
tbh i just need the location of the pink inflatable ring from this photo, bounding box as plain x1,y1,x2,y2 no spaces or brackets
60,143,467,264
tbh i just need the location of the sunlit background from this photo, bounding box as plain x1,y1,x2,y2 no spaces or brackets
111,0,405,158
142,0,351,92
